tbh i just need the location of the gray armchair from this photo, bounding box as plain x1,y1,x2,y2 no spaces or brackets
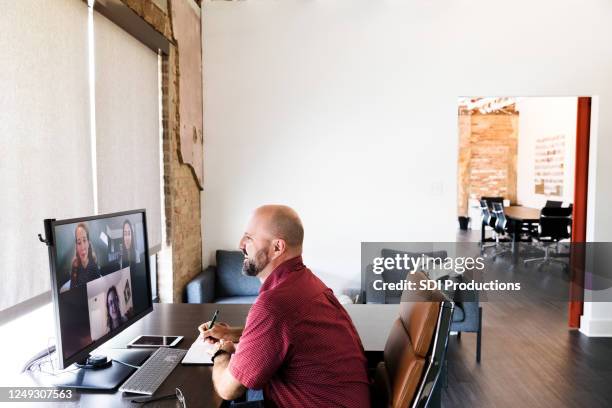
363,249,448,304
185,250,260,304
362,248,482,362
448,275,482,362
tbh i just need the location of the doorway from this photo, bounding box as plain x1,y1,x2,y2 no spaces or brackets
456,96,591,328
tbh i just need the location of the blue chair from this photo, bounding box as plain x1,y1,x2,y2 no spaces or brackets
447,273,482,363
363,248,482,362
185,250,260,304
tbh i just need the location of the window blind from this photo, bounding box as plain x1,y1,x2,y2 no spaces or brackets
93,11,163,252
0,1,164,314
0,0,92,312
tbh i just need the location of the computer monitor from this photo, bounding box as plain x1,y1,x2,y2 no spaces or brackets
44,209,154,387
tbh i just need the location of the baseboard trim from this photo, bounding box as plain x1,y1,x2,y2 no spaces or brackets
579,316,612,337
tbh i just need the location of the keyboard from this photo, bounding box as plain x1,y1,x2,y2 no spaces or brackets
119,347,187,395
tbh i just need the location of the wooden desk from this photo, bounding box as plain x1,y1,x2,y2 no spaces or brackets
17,303,397,407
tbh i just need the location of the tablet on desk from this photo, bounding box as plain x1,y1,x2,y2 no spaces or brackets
127,335,183,348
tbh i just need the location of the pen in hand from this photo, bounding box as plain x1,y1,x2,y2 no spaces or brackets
209,309,219,330
202,309,219,342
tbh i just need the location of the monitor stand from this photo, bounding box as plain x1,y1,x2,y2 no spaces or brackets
53,349,152,390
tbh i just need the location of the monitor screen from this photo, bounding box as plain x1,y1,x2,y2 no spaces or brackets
48,210,153,367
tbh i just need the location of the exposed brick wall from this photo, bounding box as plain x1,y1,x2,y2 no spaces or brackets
458,113,518,215
457,114,472,216
121,0,203,303
165,46,203,302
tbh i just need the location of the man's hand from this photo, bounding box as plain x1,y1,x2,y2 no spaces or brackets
198,321,242,343
198,321,231,343
218,340,236,355
207,339,237,357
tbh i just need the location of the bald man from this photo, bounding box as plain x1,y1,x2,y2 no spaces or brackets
199,205,370,407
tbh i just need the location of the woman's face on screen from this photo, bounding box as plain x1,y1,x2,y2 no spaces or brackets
76,227,89,266
108,291,120,320
123,224,132,250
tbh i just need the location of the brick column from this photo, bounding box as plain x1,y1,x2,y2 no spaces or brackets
458,111,519,216
120,0,204,303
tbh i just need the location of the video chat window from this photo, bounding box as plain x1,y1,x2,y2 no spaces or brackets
87,267,134,341
54,217,144,293
53,213,150,361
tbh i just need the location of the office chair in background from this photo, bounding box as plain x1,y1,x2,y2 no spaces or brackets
544,200,563,208
485,202,513,261
479,199,498,251
524,206,572,271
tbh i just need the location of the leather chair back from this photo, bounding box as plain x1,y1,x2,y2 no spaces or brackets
480,199,491,226
492,202,507,233
373,271,451,408
539,206,572,241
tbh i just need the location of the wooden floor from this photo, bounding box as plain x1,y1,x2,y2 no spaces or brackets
442,231,612,407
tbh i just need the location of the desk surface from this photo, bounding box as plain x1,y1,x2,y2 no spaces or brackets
505,206,541,222
18,303,397,407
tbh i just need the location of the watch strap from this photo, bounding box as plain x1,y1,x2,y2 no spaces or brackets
211,349,228,363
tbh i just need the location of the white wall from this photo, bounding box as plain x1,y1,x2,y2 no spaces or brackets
202,0,612,334
516,97,577,209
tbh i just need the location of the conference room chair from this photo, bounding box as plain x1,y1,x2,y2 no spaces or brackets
544,200,563,208
479,199,497,250
479,196,503,243
481,196,504,208
485,202,513,261
371,271,454,408
524,206,572,270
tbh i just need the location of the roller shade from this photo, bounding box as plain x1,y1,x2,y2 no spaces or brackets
0,0,92,312
94,11,162,252
0,1,164,314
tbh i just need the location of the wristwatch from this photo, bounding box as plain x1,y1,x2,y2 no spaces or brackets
211,349,228,363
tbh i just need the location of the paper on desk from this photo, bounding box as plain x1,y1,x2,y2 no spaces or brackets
181,335,216,365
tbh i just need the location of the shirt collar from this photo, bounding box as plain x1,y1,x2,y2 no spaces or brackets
260,255,305,293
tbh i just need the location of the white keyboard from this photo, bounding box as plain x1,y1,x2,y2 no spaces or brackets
119,347,187,395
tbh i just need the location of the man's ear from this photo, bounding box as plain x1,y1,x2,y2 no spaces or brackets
272,239,286,257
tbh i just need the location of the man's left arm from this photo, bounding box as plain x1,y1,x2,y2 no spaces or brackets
212,341,247,401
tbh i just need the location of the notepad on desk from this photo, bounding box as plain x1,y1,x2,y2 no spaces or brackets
181,335,216,365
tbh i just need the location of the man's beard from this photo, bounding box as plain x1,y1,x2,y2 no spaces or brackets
242,248,269,277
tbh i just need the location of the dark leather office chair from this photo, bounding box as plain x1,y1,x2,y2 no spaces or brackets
544,200,563,208
479,199,497,250
524,206,572,270
481,196,504,208
372,271,454,408
479,197,503,244
486,202,512,260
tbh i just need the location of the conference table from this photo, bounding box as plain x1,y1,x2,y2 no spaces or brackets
17,303,397,407
504,206,541,226
504,206,541,263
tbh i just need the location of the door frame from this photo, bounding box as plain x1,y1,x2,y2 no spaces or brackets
568,97,591,328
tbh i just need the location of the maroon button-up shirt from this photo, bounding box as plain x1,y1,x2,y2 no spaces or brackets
229,256,370,407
